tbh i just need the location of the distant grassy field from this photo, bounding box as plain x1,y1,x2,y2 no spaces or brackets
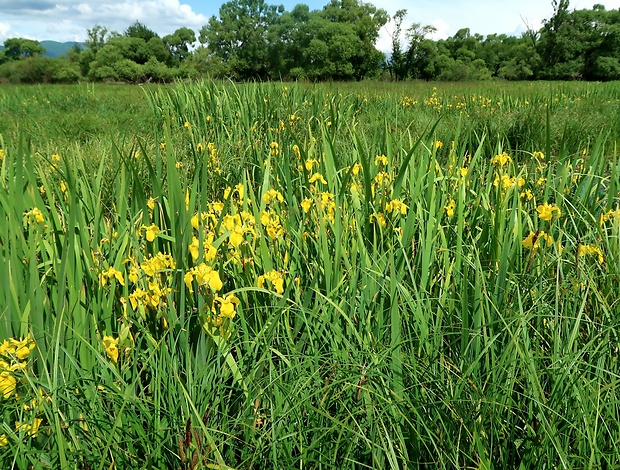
0,80,619,469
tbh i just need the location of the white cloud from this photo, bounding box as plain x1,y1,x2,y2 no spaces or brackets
75,0,210,33
376,21,396,54
0,0,209,43
429,19,450,40
76,3,93,14
0,22,11,38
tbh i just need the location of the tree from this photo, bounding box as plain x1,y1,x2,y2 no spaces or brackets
1,38,45,62
146,37,172,65
443,28,480,62
303,18,360,80
107,37,150,64
267,4,312,78
85,25,109,53
163,28,196,63
87,44,123,81
190,46,230,78
388,9,408,80
577,6,620,80
537,0,573,77
124,21,159,42
498,40,541,80
320,0,388,79
268,4,363,81
478,34,511,76
268,0,388,81
199,0,283,80
535,2,620,80
405,23,437,79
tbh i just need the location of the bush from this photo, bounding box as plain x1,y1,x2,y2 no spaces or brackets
88,64,119,82
143,57,174,82
592,56,620,81
114,58,144,83
0,57,81,83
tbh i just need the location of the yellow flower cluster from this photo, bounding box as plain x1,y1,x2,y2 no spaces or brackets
375,154,388,166
537,202,562,222
578,244,604,264
140,224,160,242
385,199,408,215
0,416,43,448
493,174,525,190
270,142,279,156
424,89,442,111
100,266,125,286
259,187,285,238
520,189,534,201
224,183,245,201
15,418,43,438
289,114,302,127
316,192,337,223
0,333,50,447
263,188,284,205
261,209,284,239
600,208,620,225
370,212,387,228
183,184,276,333
222,215,248,248
141,252,176,277
25,207,45,224
522,231,554,249
400,96,418,107
190,141,220,172
444,199,456,217
102,335,119,363
124,252,176,310
491,152,512,167
211,293,241,326
258,270,284,294
309,173,327,185
0,335,35,399
184,263,223,293
301,198,313,213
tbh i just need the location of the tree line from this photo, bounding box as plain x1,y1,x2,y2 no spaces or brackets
388,1,620,81
1,0,619,84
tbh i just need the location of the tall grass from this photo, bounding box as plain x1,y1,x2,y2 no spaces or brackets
0,80,619,468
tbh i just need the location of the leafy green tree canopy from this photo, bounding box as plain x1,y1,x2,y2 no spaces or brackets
1,38,46,62
537,1,620,80
199,0,284,80
124,21,159,42
320,0,388,79
163,27,196,63
85,25,109,53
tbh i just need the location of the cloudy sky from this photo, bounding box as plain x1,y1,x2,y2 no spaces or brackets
0,0,619,52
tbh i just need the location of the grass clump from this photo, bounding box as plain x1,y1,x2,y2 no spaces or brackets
0,80,619,468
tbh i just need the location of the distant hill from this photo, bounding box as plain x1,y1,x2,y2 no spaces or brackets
0,41,86,58
40,41,86,58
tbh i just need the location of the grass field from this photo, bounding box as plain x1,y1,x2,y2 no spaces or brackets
1,80,619,469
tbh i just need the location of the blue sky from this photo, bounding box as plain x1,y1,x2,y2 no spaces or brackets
0,0,619,52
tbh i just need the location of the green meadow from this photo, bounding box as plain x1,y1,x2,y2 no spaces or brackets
0,80,619,469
